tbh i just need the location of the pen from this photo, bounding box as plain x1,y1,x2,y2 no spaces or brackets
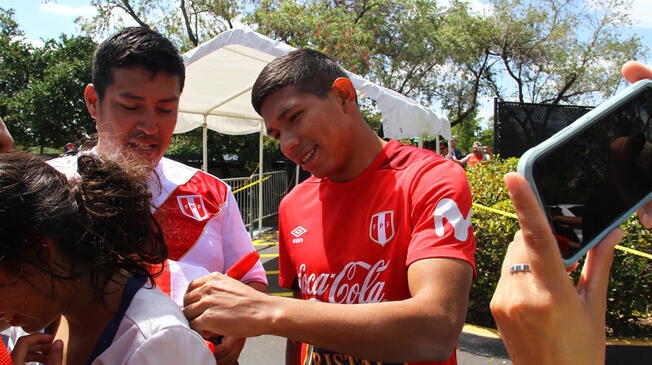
226,250,261,280
210,250,261,347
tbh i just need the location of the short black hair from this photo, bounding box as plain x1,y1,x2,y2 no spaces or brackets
92,27,185,100
251,48,350,115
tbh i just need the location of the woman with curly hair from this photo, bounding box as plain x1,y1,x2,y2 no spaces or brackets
0,151,215,365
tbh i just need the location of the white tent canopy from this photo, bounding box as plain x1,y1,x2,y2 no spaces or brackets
176,29,451,234
176,28,451,141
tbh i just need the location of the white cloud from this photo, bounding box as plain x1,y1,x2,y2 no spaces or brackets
466,0,495,16
628,0,652,29
40,2,96,18
439,0,494,16
24,38,45,48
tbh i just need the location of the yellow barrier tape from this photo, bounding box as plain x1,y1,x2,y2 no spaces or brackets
253,242,279,247
271,292,294,297
260,253,279,258
232,176,271,194
265,270,280,275
472,203,517,219
614,245,652,260
472,202,652,260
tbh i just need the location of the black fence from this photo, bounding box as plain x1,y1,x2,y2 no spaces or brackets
494,99,594,158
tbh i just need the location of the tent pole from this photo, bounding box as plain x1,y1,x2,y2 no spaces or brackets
436,135,440,154
295,164,299,186
202,115,208,172
258,132,264,237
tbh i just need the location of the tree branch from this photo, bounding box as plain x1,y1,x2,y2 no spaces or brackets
180,0,198,46
119,0,149,28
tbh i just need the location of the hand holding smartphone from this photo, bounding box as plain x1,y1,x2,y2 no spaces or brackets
518,79,652,266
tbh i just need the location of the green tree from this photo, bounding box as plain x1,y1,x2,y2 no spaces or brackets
485,0,646,105
75,0,241,50
0,8,96,151
0,8,33,120
75,0,647,162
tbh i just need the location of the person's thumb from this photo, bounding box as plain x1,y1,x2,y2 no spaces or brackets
46,340,63,365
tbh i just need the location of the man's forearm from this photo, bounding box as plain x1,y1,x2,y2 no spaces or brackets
266,295,463,362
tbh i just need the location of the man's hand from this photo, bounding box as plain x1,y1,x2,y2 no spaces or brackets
183,272,273,340
490,172,622,365
11,334,63,365
0,116,13,153
620,61,652,229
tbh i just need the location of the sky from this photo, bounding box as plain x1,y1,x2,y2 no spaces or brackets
3,0,652,128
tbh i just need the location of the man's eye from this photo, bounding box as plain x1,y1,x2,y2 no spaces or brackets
121,104,138,111
289,111,301,122
158,108,173,113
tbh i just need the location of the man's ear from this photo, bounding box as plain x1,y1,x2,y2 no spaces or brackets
332,77,357,112
84,84,99,119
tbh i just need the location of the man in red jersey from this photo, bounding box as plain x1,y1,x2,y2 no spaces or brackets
185,48,475,365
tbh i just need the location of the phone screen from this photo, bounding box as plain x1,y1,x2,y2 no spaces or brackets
532,88,652,260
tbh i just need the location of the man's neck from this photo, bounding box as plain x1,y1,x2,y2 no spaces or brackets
328,131,386,182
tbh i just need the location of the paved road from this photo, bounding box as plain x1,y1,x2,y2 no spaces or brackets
239,331,513,365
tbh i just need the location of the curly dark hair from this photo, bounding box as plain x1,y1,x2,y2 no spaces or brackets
0,151,167,299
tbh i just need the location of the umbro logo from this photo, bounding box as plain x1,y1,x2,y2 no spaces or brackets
290,226,307,243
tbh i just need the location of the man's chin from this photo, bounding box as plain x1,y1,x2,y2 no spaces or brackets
116,146,162,166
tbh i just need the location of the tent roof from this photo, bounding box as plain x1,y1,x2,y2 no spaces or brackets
176,29,451,140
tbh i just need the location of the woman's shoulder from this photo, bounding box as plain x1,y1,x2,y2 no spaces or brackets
95,286,215,364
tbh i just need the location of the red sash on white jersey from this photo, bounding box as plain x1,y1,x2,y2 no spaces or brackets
153,259,211,305
153,169,229,260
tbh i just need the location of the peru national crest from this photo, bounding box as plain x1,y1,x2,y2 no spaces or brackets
369,210,395,246
177,195,209,221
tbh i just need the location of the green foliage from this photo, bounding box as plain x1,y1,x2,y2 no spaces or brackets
76,0,648,136
466,157,652,338
75,0,241,50
167,128,287,178
602,217,652,337
0,9,96,150
465,157,519,329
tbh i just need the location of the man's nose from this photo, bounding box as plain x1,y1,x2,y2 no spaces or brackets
280,132,300,159
136,108,159,135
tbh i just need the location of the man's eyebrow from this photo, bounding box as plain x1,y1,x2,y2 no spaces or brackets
118,92,144,100
117,92,179,103
277,102,297,121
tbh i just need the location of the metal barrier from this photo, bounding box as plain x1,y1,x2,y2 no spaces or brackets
223,170,288,235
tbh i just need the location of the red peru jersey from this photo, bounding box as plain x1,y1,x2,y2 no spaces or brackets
278,140,476,365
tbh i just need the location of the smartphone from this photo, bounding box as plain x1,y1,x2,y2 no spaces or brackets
518,79,652,266
477,146,486,153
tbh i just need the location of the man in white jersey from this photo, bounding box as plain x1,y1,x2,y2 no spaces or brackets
49,27,267,365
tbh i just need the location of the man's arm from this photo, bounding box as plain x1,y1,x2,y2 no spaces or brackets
185,258,473,362
284,290,303,365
